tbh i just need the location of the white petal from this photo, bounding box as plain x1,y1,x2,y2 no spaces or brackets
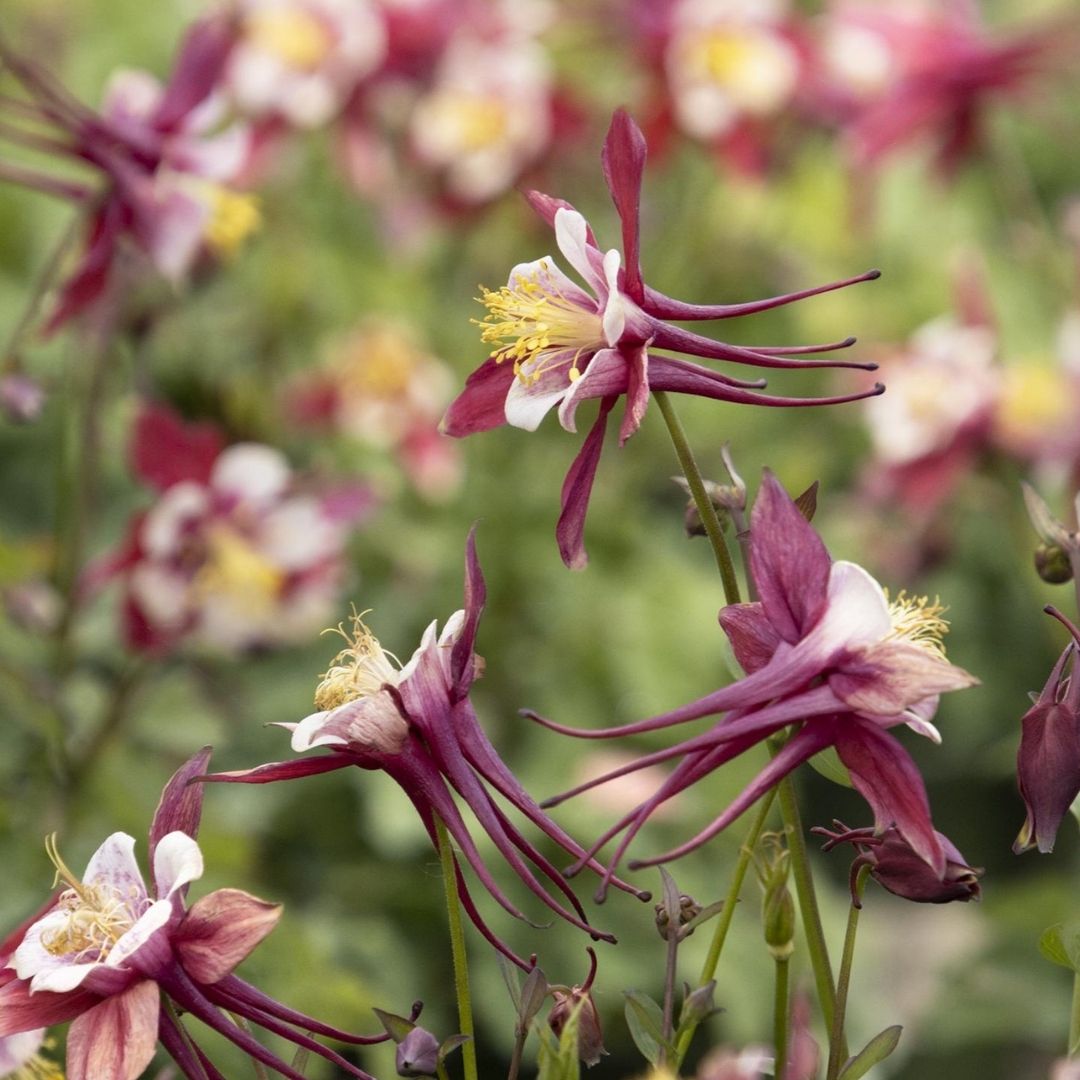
504,361,570,431
211,444,290,504
814,561,892,649
438,609,466,648
600,249,626,346
399,619,439,682
506,257,593,308
153,831,204,898
141,482,209,558
0,1029,45,1073
291,711,342,751
554,208,604,293
30,961,102,994
105,899,173,967
84,833,148,904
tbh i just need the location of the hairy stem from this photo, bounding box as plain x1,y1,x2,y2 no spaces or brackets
654,390,741,605
434,816,478,1080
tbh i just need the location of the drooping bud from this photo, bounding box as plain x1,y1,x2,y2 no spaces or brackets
1022,483,1079,585
395,1026,440,1077
1035,543,1074,584
814,821,982,905
548,947,606,1067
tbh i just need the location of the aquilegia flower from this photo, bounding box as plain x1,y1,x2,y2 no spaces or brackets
0,18,256,333
202,531,649,967
443,108,881,568
86,401,372,653
0,749,397,1080
530,471,977,896
1013,606,1080,855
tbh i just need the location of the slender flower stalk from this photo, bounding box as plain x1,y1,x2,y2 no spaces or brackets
825,865,871,1080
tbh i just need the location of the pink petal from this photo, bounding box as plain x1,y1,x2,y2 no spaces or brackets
66,980,160,1080
718,602,781,673
149,747,213,869
153,14,236,132
449,528,485,698
175,888,281,984
441,358,516,437
557,348,627,433
0,979,98,1037
617,344,649,445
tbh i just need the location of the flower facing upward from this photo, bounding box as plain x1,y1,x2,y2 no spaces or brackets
202,531,650,968
0,750,396,1080
443,108,882,568
529,471,977,897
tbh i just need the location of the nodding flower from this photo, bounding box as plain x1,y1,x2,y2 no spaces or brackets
443,108,881,569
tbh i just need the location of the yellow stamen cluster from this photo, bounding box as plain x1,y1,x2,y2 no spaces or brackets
432,92,510,152
40,835,140,963
194,527,284,610
314,612,401,711
335,325,424,399
12,1049,64,1080
697,31,759,84
246,8,334,70
203,188,262,261
886,590,950,658
473,260,602,385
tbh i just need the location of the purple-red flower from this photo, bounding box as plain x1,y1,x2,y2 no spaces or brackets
814,821,982,905
531,471,977,896
0,749,396,1080
202,531,649,968
442,109,881,568
1014,607,1080,855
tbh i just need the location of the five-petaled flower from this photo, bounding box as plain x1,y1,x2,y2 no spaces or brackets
814,820,982,905
201,530,650,968
0,749,398,1080
442,108,882,569
530,470,977,897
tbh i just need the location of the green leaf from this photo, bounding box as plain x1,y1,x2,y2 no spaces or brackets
438,1034,471,1064
808,746,854,789
1038,921,1080,971
837,1025,903,1080
623,990,670,1067
537,1000,582,1080
371,1007,414,1043
497,953,523,1012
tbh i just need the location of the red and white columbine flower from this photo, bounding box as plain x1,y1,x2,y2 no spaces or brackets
90,402,372,653
443,109,881,568
0,750,395,1080
531,472,977,896
226,0,386,128
0,20,258,332
202,532,650,968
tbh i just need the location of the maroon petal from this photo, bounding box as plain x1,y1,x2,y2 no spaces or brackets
150,747,213,871
159,1008,229,1080
600,109,647,303
748,471,831,644
0,979,99,1036
441,358,515,437
449,528,485,698
617,344,649,445
556,396,616,570
836,719,945,876
718,602,780,673
43,204,122,336
522,190,597,246
130,401,224,491
66,980,160,1080
198,754,353,785
175,889,282,984
153,14,236,132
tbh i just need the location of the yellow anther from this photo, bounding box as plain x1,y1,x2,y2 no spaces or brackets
203,188,262,260
886,590,950,658
246,8,334,70
314,611,401,711
193,527,284,611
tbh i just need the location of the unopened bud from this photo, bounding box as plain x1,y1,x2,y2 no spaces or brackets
0,373,45,423
549,989,606,1067
395,1027,440,1077
680,980,718,1026
654,892,702,941
762,881,795,959
1035,543,1073,584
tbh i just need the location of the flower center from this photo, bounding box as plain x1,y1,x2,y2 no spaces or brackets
203,187,262,261
246,8,335,70
474,260,603,384
314,613,401,710
426,91,510,153
337,326,422,399
40,835,144,963
688,28,797,111
998,364,1072,437
885,591,950,658
194,526,284,609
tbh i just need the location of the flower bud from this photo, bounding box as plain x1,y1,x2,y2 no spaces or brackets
395,1026,440,1077
754,834,794,959
1035,543,1073,584
654,892,702,941
0,373,45,423
548,988,606,1068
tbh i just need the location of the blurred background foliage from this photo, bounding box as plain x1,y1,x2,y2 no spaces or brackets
2,0,1080,1077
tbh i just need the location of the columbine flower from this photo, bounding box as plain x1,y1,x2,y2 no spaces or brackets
86,402,372,653
530,471,977,895
0,19,258,332
814,821,982,905
201,531,649,967
696,1045,772,1080
1013,607,1080,855
226,0,386,127
0,750,396,1080
818,1,1068,173
443,108,881,568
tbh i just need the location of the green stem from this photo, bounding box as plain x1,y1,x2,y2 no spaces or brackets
230,1014,271,1080
435,816,478,1080
673,785,778,1068
826,865,870,1080
774,954,791,1079
660,921,680,1068
654,390,741,605
1070,970,1080,1057
774,766,838,1037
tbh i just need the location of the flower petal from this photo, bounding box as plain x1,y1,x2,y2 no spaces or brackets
153,830,205,898
600,108,647,303
554,209,606,294
66,980,160,1080
149,747,213,870
557,349,628,433
556,397,616,570
175,888,282,984
441,357,516,437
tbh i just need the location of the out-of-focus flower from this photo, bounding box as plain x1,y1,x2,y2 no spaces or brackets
547,948,605,1068
0,374,46,424
862,312,999,514
289,319,463,500
532,472,976,895
696,1044,772,1080
1014,606,1080,855
202,532,650,967
783,992,818,1080
409,32,553,204
444,109,881,567
814,821,982,904
226,0,386,127
817,1,1069,173
0,20,258,332
0,749,394,1080
87,402,372,653
1051,1057,1080,1080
